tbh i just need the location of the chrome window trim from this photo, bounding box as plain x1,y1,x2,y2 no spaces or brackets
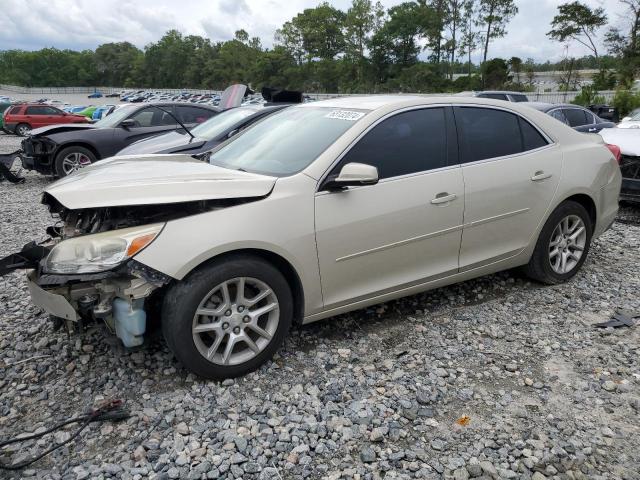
315,103,453,192
315,102,556,192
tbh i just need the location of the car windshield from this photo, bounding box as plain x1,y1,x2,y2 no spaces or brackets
191,107,258,140
629,111,640,121
93,105,137,128
208,106,367,176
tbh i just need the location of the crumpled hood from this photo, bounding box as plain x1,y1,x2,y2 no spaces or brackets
599,128,640,156
45,154,277,209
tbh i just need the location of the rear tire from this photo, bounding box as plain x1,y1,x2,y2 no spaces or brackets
523,200,592,285
54,146,96,177
162,255,293,379
15,123,31,136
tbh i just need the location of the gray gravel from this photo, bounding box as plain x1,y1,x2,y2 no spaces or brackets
1,168,639,480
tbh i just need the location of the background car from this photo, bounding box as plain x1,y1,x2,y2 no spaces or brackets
620,107,640,123
92,105,116,121
617,110,640,129
21,102,221,176
526,102,616,133
3,103,89,136
472,90,529,102
118,104,291,155
88,91,103,98
0,102,13,131
78,106,98,119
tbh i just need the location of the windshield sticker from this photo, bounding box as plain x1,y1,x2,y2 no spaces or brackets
325,110,365,121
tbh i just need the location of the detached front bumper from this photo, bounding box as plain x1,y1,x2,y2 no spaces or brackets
27,271,78,321
1,242,171,347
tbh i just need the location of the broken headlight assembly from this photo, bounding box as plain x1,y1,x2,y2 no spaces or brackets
44,224,164,274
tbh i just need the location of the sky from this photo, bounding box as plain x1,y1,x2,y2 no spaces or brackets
0,0,627,63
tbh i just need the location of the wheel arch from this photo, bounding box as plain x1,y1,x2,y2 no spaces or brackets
557,192,597,227
55,142,101,161
183,248,306,324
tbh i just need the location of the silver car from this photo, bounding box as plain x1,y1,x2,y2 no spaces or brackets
3,96,621,379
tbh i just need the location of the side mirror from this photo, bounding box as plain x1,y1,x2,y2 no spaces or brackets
323,162,379,191
120,118,135,129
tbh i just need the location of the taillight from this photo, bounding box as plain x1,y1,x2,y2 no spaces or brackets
605,144,621,164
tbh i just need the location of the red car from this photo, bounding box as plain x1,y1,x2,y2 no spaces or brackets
3,104,89,136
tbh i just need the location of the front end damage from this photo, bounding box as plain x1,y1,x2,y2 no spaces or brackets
620,155,640,203
1,195,253,347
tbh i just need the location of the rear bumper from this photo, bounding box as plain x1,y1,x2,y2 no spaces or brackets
3,122,17,133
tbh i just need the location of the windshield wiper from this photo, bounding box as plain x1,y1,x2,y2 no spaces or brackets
148,105,195,140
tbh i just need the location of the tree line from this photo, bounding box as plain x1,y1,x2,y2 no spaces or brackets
0,0,638,93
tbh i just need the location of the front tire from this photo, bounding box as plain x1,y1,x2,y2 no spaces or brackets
523,200,592,285
15,123,31,136
54,146,96,177
162,255,293,379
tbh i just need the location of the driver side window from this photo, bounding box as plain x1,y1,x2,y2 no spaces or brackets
128,108,175,128
333,108,448,180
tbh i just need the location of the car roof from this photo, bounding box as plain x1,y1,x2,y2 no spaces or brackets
525,102,587,112
297,94,540,112
476,90,527,95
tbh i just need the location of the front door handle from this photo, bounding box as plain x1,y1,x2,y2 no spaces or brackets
431,192,457,205
531,171,552,181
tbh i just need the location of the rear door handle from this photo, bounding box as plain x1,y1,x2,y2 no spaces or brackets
588,127,597,132
431,192,457,205
531,171,552,181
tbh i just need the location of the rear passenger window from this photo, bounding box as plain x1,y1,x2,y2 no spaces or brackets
563,109,588,127
338,108,447,179
550,110,567,124
511,95,528,102
456,107,548,163
518,117,548,151
177,106,216,124
9,106,21,114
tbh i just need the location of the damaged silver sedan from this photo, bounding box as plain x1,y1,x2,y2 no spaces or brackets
1,96,621,379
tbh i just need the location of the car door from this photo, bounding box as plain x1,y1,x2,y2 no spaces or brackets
562,107,592,132
314,107,464,309
111,107,178,154
454,106,561,271
24,105,48,128
175,105,217,129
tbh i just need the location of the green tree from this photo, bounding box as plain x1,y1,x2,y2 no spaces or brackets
605,0,640,86
547,2,607,60
458,0,478,78
481,57,509,88
508,56,522,84
477,0,518,64
94,42,143,86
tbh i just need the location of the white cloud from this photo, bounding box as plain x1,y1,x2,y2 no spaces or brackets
0,0,627,61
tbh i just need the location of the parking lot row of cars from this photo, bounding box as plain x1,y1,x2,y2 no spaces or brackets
0,87,630,379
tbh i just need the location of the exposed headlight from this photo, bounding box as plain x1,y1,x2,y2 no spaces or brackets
45,224,164,274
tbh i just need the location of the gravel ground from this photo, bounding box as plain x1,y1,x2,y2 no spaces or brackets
0,142,639,480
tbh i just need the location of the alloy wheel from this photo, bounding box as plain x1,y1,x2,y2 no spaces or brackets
61,152,92,175
191,277,280,366
548,214,587,274
16,125,30,136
